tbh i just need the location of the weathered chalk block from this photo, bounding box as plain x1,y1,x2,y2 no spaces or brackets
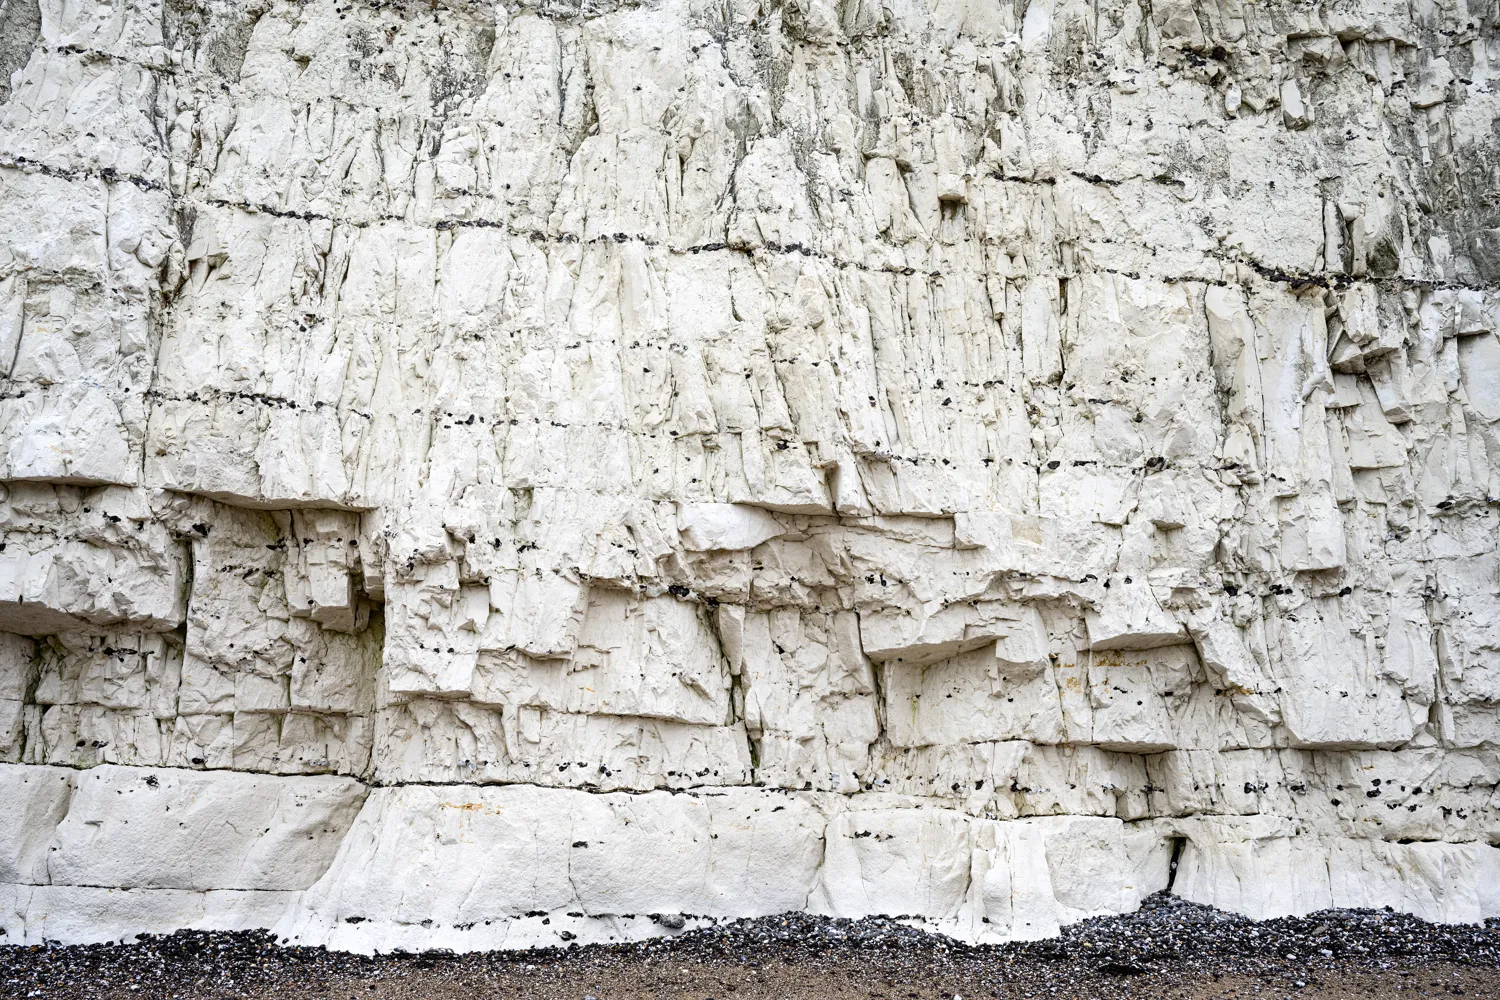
0,764,72,884
275,786,1178,953
1168,817,1499,924
0,764,364,944
43,765,366,891
277,784,828,953
1,884,301,947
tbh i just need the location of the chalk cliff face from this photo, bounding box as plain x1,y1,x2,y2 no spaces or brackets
1,0,1499,951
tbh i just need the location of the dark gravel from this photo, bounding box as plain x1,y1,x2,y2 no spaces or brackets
3,894,1499,999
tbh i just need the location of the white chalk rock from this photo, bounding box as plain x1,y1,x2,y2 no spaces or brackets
1171,817,1490,924
0,764,73,883
5,885,299,946
0,0,1495,951
45,766,366,891
279,784,825,953
677,503,785,552
1085,577,1188,651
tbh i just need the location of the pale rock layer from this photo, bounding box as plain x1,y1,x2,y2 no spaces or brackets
0,0,1498,951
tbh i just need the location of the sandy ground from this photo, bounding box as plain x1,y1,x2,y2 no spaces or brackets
272,955,1499,1000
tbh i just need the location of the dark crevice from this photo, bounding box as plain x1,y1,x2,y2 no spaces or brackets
1165,836,1186,894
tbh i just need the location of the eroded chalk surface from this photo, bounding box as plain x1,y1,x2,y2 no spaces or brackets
0,0,1498,951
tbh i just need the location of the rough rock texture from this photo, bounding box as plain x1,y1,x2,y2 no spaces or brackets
6,901,1500,1000
0,0,1497,953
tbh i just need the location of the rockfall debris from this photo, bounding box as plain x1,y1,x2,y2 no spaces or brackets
2,896,1500,999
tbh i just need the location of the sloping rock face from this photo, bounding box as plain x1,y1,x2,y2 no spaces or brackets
0,0,1497,952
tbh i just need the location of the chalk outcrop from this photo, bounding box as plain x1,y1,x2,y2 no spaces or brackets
0,0,1498,951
